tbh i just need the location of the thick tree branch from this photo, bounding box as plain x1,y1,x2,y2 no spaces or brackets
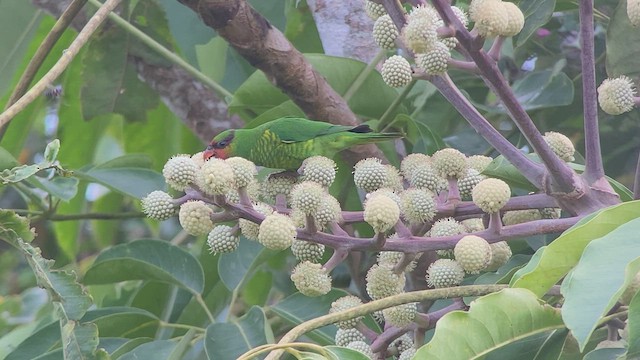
32,0,242,143
578,0,606,185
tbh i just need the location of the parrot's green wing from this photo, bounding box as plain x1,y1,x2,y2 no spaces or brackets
260,117,357,143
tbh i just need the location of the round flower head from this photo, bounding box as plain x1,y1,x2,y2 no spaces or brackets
427,259,465,288
225,157,257,188
401,188,436,224
401,153,431,179
290,181,326,215
407,4,440,22
383,302,417,327
142,191,176,221
364,0,386,20
207,225,240,254
451,6,469,27
467,155,493,173
314,193,343,229
347,341,374,358
462,218,485,233
335,328,366,347
367,188,402,208
540,207,562,219
239,202,273,240
597,76,637,115
431,217,465,237
399,348,417,360
629,0,640,27
261,173,297,203
486,241,512,271
178,200,214,236
354,158,387,193
162,155,198,191
472,178,511,213
432,148,468,179
366,264,405,299
403,14,438,53
258,213,297,251
196,158,235,195
474,0,509,38
191,152,206,169
330,296,364,329
291,239,325,263
382,55,413,88
416,42,451,75
383,164,404,192
378,248,417,273
300,156,336,187
409,163,447,193
458,168,486,200
364,194,400,233
454,235,492,274
226,179,260,204
291,261,332,297
502,2,525,36
373,14,399,50
390,333,414,355
502,209,541,226
543,132,575,162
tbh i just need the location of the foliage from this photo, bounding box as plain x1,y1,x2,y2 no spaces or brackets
0,0,639,359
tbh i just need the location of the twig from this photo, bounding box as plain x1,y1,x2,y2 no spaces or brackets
578,0,605,185
344,50,386,102
0,0,88,139
0,0,123,128
260,285,507,360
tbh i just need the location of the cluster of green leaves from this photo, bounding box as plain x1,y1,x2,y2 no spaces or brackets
0,0,639,359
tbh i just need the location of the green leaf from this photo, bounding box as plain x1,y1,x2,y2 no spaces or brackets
229,54,406,120
606,0,640,78
415,288,564,359
83,239,205,294
82,307,159,338
560,219,640,350
271,289,350,345
44,139,60,163
204,306,273,360
5,321,61,360
60,318,99,360
325,346,371,360
474,254,530,285
0,210,34,247
512,201,640,296
19,240,92,320
626,290,640,358
583,348,626,360
284,0,323,53
195,37,229,84
0,146,19,171
218,236,271,291
110,338,153,359
76,154,165,199
475,69,573,112
28,176,79,202
243,270,273,306
393,114,445,155
516,0,556,46
118,340,177,360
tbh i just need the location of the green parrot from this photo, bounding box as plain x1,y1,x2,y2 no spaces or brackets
203,117,402,170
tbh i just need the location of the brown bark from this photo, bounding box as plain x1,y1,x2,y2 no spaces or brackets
32,0,242,143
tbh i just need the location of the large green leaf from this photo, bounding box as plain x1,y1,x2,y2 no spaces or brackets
19,240,92,320
76,154,166,199
626,290,640,358
60,318,99,360
606,0,640,78
561,219,640,350
218,236,271,291
512,201,640,296
516,0,556,46
118,340,177,360
83,239,205,295
415,288,564,359
0,1,40,95
229,54,406,120
109,338,153,359
204,306,273,360
4,321,61,360
80,0,173,121
0,210,34,248
271,289,350,345
82,307,159,338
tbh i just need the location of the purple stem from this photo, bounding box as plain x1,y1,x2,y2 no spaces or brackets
429,74,545,187
381,0,407,29
424,298,466,328
579,0,605,184
394,219,413,238
487,36,505,61
446,178,461,204
323,248,349,272
447,59,480,73
237,186,252,209
487,212,502,234
370,325,416,353
431,0,579,194
275,194,287,212
356,322,379,342
305,214,318,234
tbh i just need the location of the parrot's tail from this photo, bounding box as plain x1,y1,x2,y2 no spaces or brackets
348,124,403,141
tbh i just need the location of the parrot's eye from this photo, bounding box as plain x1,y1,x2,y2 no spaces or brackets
206,144,214,151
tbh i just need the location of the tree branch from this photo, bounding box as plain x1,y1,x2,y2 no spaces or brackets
578,0,606,184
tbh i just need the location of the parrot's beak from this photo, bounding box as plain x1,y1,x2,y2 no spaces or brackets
203,149,214,160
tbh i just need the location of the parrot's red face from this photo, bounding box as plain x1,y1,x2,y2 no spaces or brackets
203,131,234,160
